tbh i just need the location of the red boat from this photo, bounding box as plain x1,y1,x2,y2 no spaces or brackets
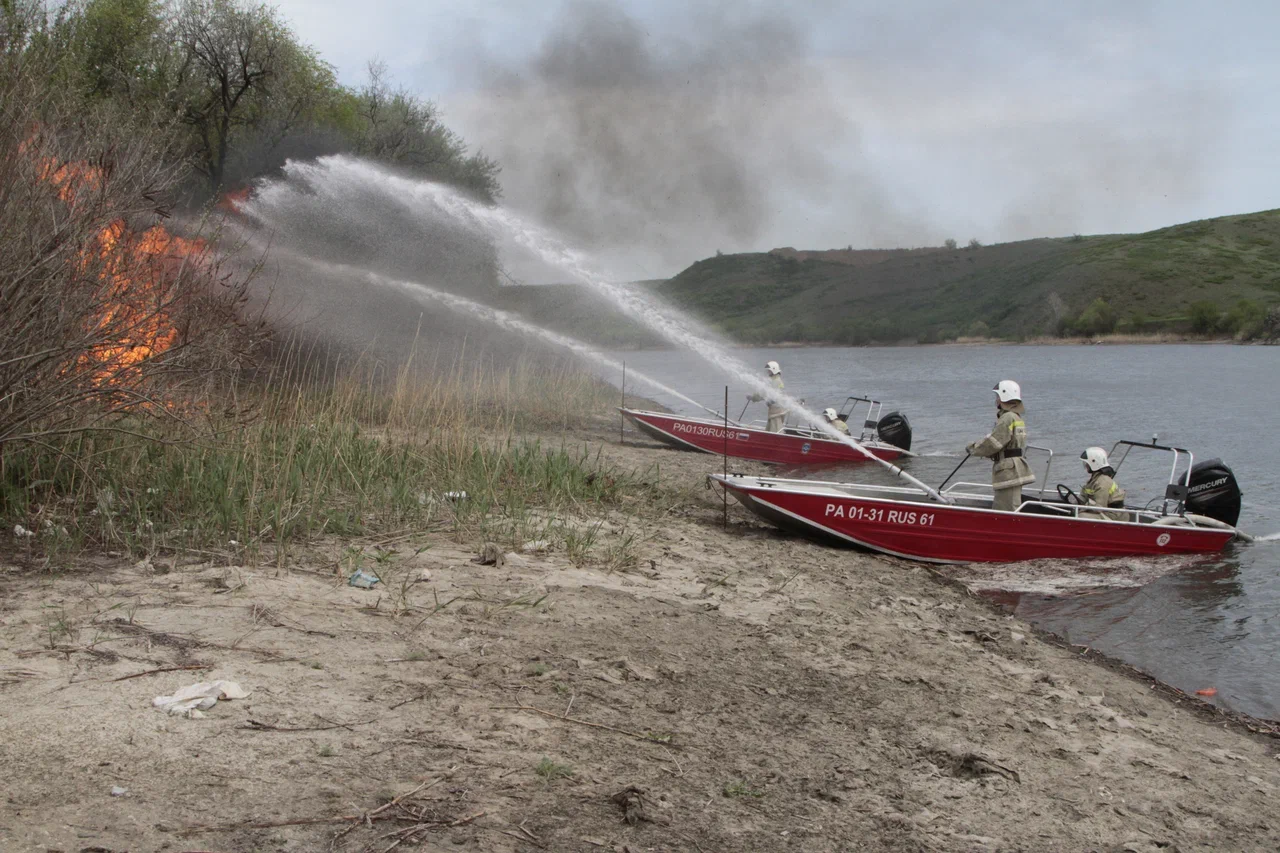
710,440,1244,564
622,396,913,466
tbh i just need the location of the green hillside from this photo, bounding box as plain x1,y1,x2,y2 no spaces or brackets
503,209,1280,345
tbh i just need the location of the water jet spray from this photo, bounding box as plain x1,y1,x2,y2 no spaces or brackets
245,156,950,503
231,232,716,418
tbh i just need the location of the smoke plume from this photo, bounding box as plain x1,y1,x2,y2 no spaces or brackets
452,0,885,279
445,0,1228,277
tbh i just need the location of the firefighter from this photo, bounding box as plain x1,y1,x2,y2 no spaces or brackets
1080,446,1128,521
747,361,787,432
824,407,850,435
965,379,1034,512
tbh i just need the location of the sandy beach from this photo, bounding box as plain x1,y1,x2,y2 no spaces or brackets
2,419,1278,852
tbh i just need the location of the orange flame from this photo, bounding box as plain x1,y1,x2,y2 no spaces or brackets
78,221,208,384
218,186,251,213
21,134,105,204
28,138,207,395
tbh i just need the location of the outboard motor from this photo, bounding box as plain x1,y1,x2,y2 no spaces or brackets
876,411,912,452
1185,458,1242,527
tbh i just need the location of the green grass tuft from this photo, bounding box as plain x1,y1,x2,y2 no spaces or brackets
535,757,574,780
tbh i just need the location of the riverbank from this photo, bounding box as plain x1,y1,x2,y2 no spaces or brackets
610,333,1265,351
3,416,1279,851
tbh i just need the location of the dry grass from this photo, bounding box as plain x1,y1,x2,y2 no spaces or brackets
0,346,656,568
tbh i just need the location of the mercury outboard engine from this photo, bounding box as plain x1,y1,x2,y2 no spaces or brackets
1185,458,1242,527
876,411,912,452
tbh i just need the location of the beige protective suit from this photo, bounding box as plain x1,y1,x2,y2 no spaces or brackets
829,418,850,435
966,402,1034,512
1083,471,1128,521
750,376,787,432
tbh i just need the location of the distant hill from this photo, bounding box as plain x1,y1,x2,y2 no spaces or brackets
497,209,1280,346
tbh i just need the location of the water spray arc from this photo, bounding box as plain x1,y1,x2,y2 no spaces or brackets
233,235,712,417
248,156,949,503
372,272,717,417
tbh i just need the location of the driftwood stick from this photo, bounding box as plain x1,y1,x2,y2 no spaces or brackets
183,770,462,837
491,703,661,743
389,693,426,710
333,767,458,845
379,811,485,853
369,773,450,818
110,663,209,681
238,717,375,733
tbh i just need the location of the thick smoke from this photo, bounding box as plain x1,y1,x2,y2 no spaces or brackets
445,0,1228,276
453,0,889,279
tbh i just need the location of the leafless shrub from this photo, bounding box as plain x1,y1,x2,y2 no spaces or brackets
0,47,266,448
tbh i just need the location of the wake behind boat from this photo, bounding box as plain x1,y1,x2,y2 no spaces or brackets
710,440,1245,564
622,396,913,466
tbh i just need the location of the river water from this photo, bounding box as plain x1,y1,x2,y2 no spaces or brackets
605,344,1280,719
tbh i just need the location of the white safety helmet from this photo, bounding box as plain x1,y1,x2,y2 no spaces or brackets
1081,446,1110,474
766,360,782,376
823,407,839,421
993,379,1022,403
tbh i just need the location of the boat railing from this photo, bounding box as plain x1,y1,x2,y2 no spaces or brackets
945,480,994,494
1012,500,1213,526
837,396,884,441
1030,444,1055,499
1109,438,1194,517
944,444,1055,499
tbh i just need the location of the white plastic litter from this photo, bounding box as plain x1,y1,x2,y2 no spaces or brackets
152,680,250,718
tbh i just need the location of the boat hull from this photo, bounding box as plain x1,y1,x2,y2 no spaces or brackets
714,475,1235,564
622,408,904,465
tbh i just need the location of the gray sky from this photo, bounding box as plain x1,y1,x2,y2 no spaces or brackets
274,0,1280,281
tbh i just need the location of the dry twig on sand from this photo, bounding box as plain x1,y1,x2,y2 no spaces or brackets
491,702,670,744
331,768,459,847
238,717,376,733
375,810,485,852
181,769,463,838
110,663,210,681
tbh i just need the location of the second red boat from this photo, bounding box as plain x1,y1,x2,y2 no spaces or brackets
622,397,912,466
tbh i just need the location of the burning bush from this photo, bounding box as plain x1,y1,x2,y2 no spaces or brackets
0,54,264,448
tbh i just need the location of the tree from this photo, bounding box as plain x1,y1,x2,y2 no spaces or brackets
1187,300,1221,335
168,0,324,192
55,0,167,103
14,0,503,204
943,238,957,250
966,320,990,338
1262,306,1280,343
1222,299,1265,338
351,60,500,200
967,238,982,249
1072,298,1116,336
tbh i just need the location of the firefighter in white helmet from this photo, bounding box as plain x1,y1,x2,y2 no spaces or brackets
747,360,787,432
965,380,1035,512
824,407,850,435
1080,446,1128,521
